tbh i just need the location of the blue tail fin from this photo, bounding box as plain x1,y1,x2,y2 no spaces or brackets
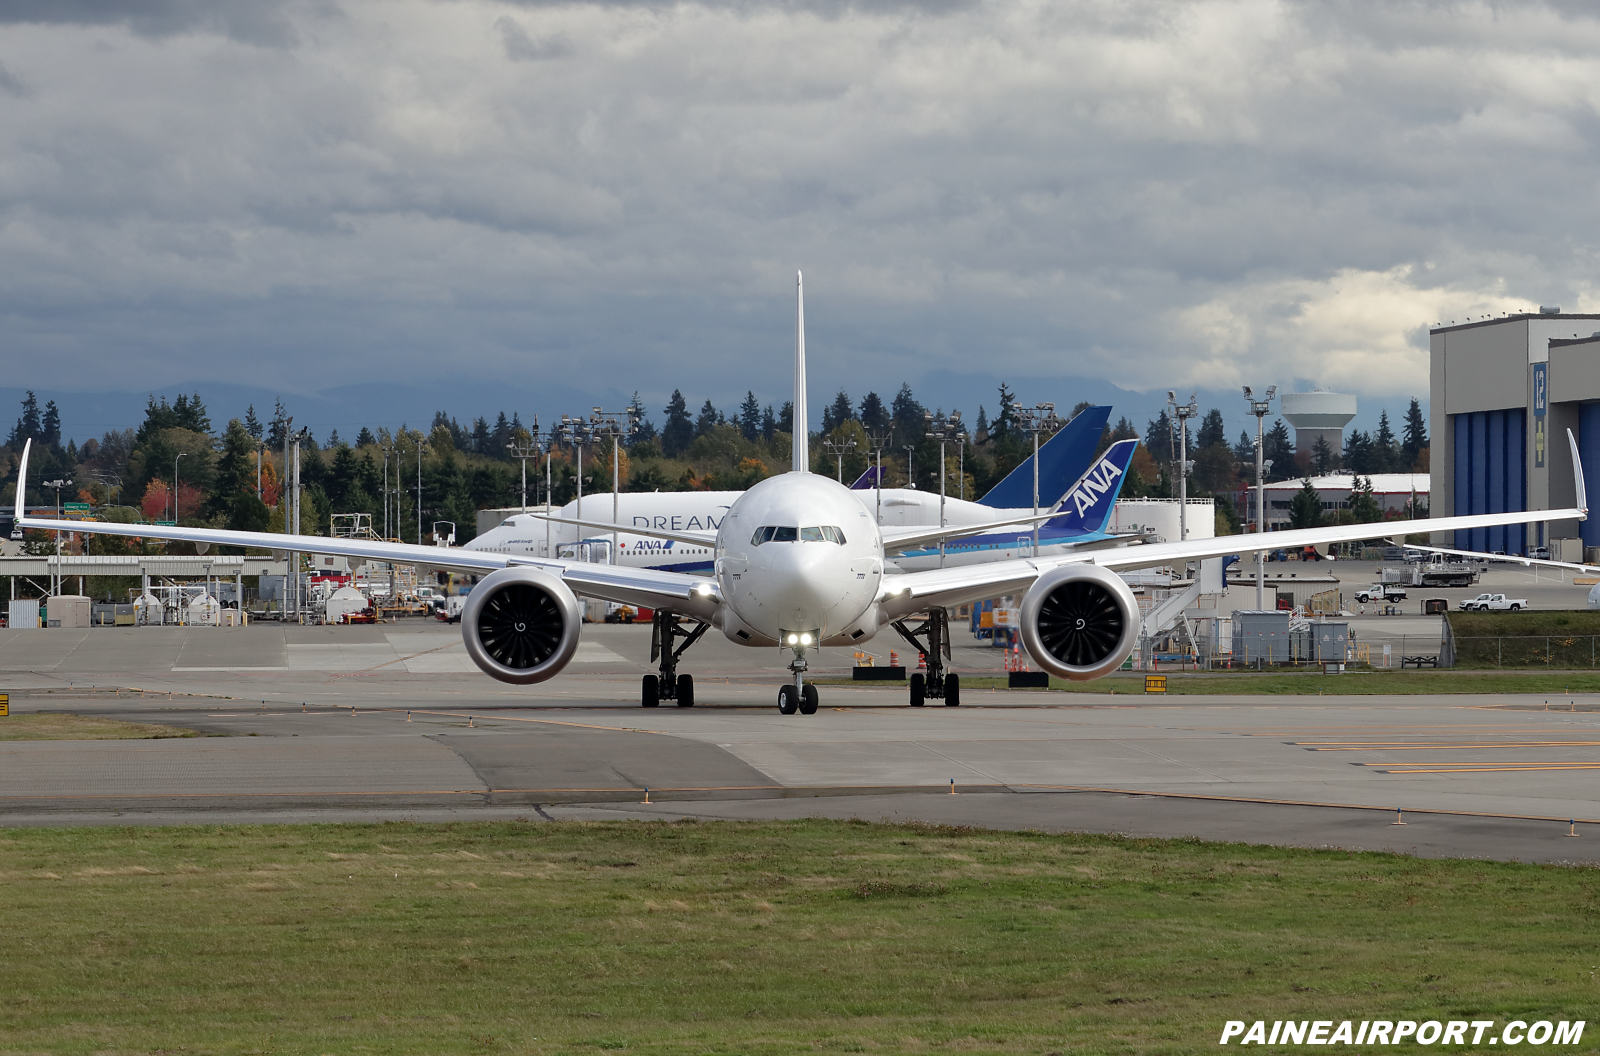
849,465,885,490
979,405,1112,509
1043,439,1138,535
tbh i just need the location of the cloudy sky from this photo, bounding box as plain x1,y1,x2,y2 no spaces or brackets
3,0,1598,441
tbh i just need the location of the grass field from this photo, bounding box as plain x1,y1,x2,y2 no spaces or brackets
1,819,1596,1054
0,712,199,740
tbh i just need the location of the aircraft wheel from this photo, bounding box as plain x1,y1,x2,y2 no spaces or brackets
944,674,960,707
641,675,660,708
676,673,695,707
800,684,819,715
909,673,925,707
778,684,799,715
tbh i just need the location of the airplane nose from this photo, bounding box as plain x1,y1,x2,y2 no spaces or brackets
757,546,834,632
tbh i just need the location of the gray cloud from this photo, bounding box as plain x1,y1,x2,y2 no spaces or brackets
0,0,302,46
2,0,1599,437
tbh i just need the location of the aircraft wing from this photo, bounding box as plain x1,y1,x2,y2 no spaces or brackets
11,441,719,615
1393,540,1600,576
881,429,1590,617
879,510,1063,551
529,512,719,547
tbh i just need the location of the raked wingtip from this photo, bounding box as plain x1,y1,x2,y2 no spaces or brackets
1570,429,1588,518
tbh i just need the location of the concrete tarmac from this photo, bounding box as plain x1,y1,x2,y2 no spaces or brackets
5,622,1600,864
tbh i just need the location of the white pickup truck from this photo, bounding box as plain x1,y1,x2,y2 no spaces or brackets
1459,593,1526,612
1354,583,1407,604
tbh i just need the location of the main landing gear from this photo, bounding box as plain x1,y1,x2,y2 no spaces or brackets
892,607,960,707
641,609,709,708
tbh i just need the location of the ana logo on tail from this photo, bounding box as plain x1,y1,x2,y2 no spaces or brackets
1064,442,1133,517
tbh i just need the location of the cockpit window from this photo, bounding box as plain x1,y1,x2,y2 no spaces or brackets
750,525,845,546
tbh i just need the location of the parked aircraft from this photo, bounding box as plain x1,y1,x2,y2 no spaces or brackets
15,275,1587,715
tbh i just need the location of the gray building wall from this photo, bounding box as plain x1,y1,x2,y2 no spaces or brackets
1429,313,1600,548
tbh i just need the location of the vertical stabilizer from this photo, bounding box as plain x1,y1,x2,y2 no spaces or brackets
792,271,809,473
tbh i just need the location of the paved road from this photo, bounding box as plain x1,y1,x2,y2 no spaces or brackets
4,622,1600,863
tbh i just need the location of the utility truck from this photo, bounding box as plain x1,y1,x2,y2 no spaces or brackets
1353,583,1407,604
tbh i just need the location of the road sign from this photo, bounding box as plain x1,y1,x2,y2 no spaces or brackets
63,502,91,512
1144,675,1167,694
0,693,9,716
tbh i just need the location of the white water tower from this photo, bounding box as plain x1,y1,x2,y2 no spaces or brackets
1280,391,1357,464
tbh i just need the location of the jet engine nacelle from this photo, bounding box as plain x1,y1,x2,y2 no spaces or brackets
1018,563,1141,682
460,567,583,685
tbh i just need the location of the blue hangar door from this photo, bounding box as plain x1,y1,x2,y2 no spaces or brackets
1453,408,1526,554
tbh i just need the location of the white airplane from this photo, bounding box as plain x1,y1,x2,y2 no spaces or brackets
13,274,1589,715
467,404,1115,573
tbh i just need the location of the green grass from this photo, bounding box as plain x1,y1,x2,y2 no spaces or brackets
947,670,1600,695
1,820,1598,1054
0,712,200,740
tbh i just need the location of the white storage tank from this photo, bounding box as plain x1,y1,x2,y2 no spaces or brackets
325,586,370,624
187,593,221,626
134,593,164,626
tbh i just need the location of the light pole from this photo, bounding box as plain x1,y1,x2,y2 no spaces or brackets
1169,392,1199,541
822,437,857,482
255,440,265,500
173,453,188,522
43,478,72,596
1243,385,1277,609
924,411,962,567
559,415,593,555
864,431,891,522
584,406,640,564
507,437,538,513
1016,403,1061,555
904,444,916,489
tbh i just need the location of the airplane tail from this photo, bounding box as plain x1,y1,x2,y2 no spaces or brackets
1041,439,1138,535
849,465,884,490
979,405,1112,509
792,271,809,474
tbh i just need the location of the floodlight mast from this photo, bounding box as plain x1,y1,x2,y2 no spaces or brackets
1244,385,1277,610
865,430,891,521
924,410,962,568
1170,393,1198,542
1017,403,1060,555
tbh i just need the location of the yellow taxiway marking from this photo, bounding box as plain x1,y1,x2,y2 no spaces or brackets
1370,763,1600,774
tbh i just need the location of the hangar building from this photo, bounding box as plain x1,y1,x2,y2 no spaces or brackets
1430,309,1600,556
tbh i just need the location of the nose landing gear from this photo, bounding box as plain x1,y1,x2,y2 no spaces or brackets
642,609,708,708
779,643,819,715
892,607,960,707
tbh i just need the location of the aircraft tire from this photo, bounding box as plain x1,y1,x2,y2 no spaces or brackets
909,673,925,707
778,684,799,715
944,674,960,707
800,684,819,715
676,674,695,707
641,675,660,708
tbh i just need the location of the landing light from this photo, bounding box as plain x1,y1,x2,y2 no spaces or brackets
787,633,799,645
799,632,812,646
695,582,713,597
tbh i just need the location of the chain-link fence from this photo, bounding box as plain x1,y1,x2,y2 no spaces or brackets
1451,636,1600,669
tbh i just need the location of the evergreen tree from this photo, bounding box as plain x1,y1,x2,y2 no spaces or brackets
974,405,988,441
207,419,256,519
1289,478,1324,529
1197,408,1227,449
171,392,210,434
737,391,762,441
821,390,853,436
695,400,720,438
1144,410,1173,463
1343,429,1374,473
1349,475,1384,523
267,399,291,449
778,401,794,435
890,383,924,445
1263,419,1295,480
858,391,889,433
1373,410,1398,472
356,426,377,447
992,384,1017,442
1235,429,1255,464
1312,435,1335,475
661,390,693,456
135,395,180,446
1401,397,1428,470
41,400,61,448
627,393,655,447
325,429,342,450
8,391,42,448
761,405,777,442
243,404,263,440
